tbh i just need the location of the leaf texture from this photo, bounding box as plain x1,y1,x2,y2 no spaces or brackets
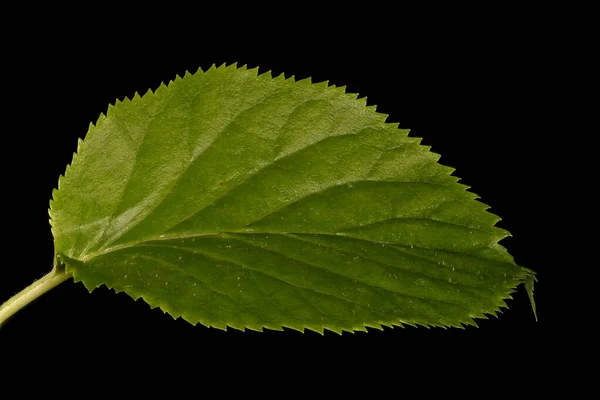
50,63,535,333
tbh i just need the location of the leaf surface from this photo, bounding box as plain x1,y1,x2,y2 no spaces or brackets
50,64,534,333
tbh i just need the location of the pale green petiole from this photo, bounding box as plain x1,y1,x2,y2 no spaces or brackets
0,266,72,328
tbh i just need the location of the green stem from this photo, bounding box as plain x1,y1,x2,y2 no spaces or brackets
0,267,72,327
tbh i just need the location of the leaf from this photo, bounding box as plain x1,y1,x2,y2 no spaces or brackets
50,63,535,333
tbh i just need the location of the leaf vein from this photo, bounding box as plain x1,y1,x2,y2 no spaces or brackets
225,234,467,308
100,86,294,247
139,243,376,311
137,245,330,323
284,233,488,293
135,253,264,320
163,129,374,235
246,180,453,228
341,216,496,235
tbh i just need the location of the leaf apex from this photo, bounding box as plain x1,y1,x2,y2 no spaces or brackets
524,273,538,321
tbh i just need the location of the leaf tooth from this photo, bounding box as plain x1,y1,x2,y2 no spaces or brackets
344,326,362,334
95,111,107,128
243,325,264,333
180,312,202,327
342,327,358,335
273,72,286,81
392,321,405,329
312,79,329,90
351,325,369,333
416,320,433,329
305,325,326,335
190,65,204,76
112,98,124,110
374,111,391,123
106,102,118,118
267,325,286,332
76,138,84,154
173,73,185,83
328,84,348,95
367,109,390,124
137,86,154,102
497,299,510,310
345,91,360,100
216,62,228,70
121,94,134,105
463,318,479,328
436,322,451,329
325,325,345,335
281,324,304,334
435,320,450,329
245,65,260,77
296,76,313,86
402,320,420,329
469,310,489,321
153,81,169,97
378,321,395,330
363,322,385,331
355,96,368,106
224,321,247,332
448,320,466,329
56,171,66,191
258,69,273,80
429,150,443,163
132,91,143,102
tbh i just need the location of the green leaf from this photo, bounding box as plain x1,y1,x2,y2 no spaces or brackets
49,63,535,333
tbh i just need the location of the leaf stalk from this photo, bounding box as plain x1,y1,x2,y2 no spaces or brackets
0,266,72,328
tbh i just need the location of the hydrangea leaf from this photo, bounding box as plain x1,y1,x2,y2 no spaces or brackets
49,63,535,333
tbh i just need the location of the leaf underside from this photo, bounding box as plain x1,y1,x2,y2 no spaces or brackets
50,63,535,334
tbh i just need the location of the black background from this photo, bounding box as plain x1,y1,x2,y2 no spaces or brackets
0,21,550,373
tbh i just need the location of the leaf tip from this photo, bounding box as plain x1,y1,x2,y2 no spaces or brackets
524,273,538,321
